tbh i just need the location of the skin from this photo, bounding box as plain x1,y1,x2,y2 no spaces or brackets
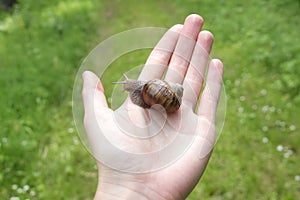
82,14,224,200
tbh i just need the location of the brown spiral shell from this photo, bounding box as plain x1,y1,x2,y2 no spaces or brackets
141,79,181,113
113,77,183,113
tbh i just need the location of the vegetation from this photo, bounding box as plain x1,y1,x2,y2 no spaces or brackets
0,0,299,199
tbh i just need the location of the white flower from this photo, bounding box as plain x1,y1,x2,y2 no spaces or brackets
239,96,246,101
68,128,74,133
295,175,300,181
238,107,244,113
17,188,23,194
30,190,36,196
277,109,282,114
252,104,258,110
284,150,293,158
279,121,286,127
23,185,30,191
276,145,284,152
262,126,269,132
269,106,275,112
73,136,79,145
262,137,268,143
262,105,269,113
11,184,18,190
260,89,267,96
289,125,296,131
10,197,20,200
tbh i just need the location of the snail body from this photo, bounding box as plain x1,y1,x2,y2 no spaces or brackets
113,76,183,113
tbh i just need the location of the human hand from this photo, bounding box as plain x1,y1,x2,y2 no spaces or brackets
82,14,223,200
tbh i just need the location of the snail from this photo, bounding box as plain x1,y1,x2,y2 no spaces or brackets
113,75,184,113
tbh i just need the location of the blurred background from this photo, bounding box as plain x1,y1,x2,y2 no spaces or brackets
0,0,299,199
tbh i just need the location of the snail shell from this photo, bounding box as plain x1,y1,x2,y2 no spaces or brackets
113,75,183,113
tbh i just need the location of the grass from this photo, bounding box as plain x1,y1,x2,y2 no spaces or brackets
0,0,299,199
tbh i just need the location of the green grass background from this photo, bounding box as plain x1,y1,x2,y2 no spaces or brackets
1,0,299,199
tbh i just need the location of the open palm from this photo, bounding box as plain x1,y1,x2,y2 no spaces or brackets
82,14,223,200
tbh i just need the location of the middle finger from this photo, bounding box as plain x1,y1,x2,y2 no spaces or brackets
164,14,204,83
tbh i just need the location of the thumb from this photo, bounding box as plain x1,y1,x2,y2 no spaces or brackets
82,71,108,116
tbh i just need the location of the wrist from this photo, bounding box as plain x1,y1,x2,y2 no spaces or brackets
94,181,147,200
94,175,172,200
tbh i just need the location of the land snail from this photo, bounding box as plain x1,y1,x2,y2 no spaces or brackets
113,75,184,113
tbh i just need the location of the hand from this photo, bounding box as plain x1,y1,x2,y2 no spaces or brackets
82,14,223,200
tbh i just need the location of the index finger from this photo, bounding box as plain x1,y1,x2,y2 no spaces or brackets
138,24,182,81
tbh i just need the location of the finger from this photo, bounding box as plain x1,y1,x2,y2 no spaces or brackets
139,24,182,81
82,71,108,116
164,14,204,83
197,59,224,122
182,31,214,110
